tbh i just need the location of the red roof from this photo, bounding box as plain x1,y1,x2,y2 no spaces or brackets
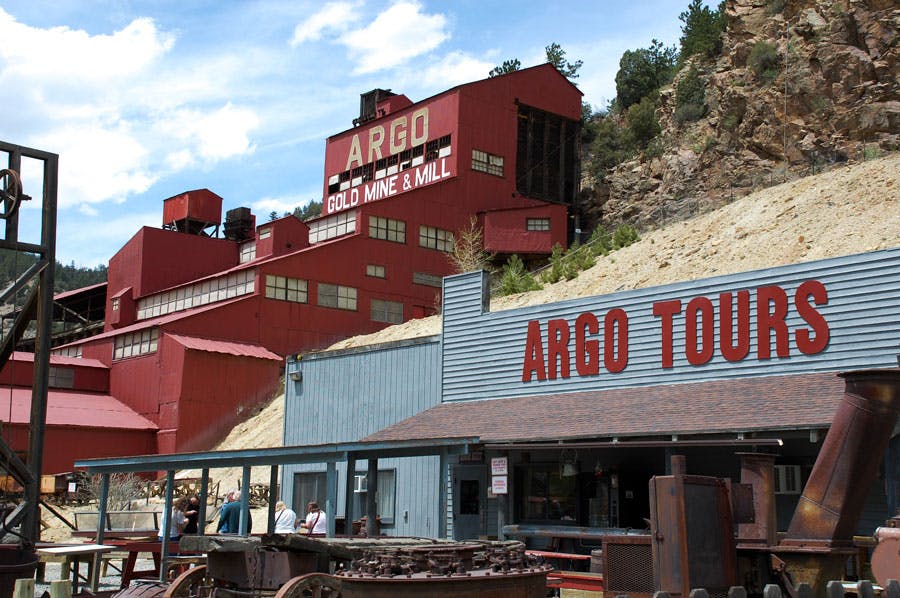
167,334,282,361
0,387,157,430
364,372,849,444
10,351,108,369
53,281,107,301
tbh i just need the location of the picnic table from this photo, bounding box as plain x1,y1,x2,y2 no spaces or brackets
36,543,116,594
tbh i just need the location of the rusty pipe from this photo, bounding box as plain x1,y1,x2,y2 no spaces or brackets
783,369,900,547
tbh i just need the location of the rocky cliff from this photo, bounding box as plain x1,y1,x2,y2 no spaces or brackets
591,0,898,230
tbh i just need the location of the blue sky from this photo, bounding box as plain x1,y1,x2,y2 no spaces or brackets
1,1,693,268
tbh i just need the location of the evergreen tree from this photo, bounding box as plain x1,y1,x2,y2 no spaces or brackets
679,0,726,62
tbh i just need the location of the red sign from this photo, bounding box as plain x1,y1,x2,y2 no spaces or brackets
522,281,830,381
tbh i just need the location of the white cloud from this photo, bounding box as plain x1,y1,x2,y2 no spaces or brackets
251,191,321,217
161,103,260,163
419,51,493,87
341,1,450,74
290,1,362,46
0,9,173,81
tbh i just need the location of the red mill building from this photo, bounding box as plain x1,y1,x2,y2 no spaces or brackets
4,64,582,470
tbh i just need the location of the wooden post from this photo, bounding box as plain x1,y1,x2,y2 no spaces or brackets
857,580,874,598
883,579,899,598
825,580,845,598
49,579,73,598
12,578,34,598
796,583,813,598
325,461,337,537
689,589,709,598
763,584,782,598
728,586,747,598
198,468,209,536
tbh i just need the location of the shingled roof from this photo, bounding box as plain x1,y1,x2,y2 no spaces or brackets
364,371,848,444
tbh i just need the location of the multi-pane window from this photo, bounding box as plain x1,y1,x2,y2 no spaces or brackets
367,264,386,278
111,297,120,311
472,149,504,177
51,346,82,358
265,275,308,303
413,272,442,288
136,270,255,320
369,216,406,243
239,241,256,263
526,218,551,231
371,299,403,324
318,284,357,311
48,367,74,389
419,226,453,252
309,211,357,244
113,328,159,360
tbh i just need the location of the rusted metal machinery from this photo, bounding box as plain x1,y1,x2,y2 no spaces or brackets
643,368,900,597
121,535,550,597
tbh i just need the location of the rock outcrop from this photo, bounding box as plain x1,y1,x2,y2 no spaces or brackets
591,0,898,231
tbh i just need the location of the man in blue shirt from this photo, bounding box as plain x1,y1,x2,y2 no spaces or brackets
217,490,251,533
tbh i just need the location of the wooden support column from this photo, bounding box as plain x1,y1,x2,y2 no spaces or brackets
239,466,251,536
267,464,279,534
365,459,378,537
198,469,209,536
159,469,175,582
344,454,356,533
438,449,448,539
89,472,110,591
326,461,337,537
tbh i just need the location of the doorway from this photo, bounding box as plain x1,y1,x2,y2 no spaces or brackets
453,465,485,540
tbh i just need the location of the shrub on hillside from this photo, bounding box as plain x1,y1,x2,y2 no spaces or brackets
674,65,708,123
497,255,542,296
749,41,780,82
625,96,661,149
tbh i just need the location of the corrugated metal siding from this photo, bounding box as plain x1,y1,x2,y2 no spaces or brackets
442,248,900,402
282,338,443,536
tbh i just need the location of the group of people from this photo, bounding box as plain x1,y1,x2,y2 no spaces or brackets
274,500,327,535
159,491,326,538
158,494,201,540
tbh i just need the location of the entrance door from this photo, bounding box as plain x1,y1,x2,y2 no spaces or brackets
453,465,485,540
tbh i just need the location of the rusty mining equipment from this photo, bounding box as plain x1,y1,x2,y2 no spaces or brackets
0,141,58,595
114,536,551,598
640,368,900,597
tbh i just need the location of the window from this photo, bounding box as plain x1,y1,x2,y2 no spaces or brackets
472,149,504,177
113,327,159,360
352,469,396,524
774,465,802,495
367,264,386,278
309,211,357,244
136,270,255,320
111,297,120,311
239,241,256,263
293,472,327,515
51,346,82,358
318,284,357,311
419,226,453,252
265,275,308,303
258,227,272,239
413,272,442,288
371,299,403,324
517,464,578,522
369,216,406,243
48,367,74,389
526,218,551,231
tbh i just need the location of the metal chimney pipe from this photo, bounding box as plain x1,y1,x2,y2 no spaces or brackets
783,369,900,547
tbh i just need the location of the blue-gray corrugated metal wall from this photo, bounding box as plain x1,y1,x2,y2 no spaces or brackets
442,248,900,402
282,337,443,537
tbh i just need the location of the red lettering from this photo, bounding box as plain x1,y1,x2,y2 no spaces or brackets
685,297,714,365
653,300,682,368
604,309,629,373
757,285,789,359
719,290,751,362
547,319,571,379
521,320,546,382
794,280,830,354
575,312,599,376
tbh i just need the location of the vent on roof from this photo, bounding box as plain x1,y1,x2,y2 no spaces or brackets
224,207,254,242
353,89,395,127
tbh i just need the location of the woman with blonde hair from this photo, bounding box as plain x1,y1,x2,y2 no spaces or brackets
274,500,298,533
